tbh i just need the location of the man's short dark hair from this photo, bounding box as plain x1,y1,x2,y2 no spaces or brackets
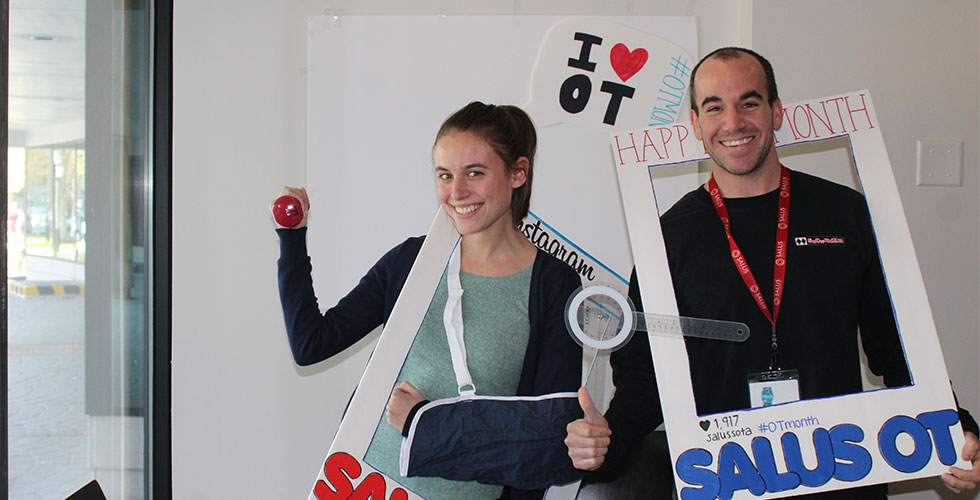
689,47,778,116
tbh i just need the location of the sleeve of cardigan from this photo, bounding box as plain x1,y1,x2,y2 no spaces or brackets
529,257,586,395
276,228,404,366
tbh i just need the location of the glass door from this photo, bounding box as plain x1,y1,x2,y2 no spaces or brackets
4,1,171,498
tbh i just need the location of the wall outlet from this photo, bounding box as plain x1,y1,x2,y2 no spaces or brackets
916,139,962,186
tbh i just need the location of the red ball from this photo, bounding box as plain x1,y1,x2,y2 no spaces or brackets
272,196,304,227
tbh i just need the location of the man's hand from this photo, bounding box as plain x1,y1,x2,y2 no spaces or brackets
565,387,612,471
386,381,424,432
943,431,979,494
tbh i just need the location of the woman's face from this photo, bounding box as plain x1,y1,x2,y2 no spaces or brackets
434,131,526,237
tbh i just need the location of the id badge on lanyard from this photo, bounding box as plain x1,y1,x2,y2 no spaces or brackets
747,368,800,407
709,167,801,408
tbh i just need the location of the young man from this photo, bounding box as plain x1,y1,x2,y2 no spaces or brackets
565,47,979,498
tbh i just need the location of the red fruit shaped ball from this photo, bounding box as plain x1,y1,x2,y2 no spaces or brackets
272,196,304,227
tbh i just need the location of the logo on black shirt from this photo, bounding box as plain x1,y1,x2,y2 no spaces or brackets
794,236,846,246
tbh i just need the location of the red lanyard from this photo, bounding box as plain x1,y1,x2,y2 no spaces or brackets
707,166,790,368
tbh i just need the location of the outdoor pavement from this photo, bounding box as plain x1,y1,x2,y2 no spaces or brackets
7,292,94,500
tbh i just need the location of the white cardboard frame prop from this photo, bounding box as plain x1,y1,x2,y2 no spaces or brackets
307,210,459,500
611,90,969,499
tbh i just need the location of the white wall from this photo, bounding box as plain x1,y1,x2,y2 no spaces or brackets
752,2,979,498
172,1,977,499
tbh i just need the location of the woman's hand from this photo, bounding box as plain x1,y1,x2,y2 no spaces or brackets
270,186,310,228
386,381,425,432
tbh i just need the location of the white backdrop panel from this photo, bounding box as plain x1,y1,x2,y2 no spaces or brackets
307,15,698,305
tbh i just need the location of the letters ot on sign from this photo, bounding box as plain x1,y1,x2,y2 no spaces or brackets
612,91,969,499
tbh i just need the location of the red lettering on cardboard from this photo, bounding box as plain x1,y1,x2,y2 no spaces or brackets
315,452,407,500
614,132,640,165
674,124,689,156
779,95,874,143
659,127,673,159
642,130,665,161
348,473,386,500
316,452,360,499
845,94,874,131
826,97,848,133
806,103,837,136
792,105,813,139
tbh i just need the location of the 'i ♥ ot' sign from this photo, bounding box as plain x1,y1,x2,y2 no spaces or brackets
526,18,695,129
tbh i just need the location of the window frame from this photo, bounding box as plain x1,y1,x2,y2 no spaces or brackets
1,0,9,489
149,0,173,497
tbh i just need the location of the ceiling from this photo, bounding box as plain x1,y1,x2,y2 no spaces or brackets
7,0,86,145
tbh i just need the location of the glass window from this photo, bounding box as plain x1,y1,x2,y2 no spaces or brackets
24,147,53,255
52,143,84,262
7,146,27,274
20,143,85,262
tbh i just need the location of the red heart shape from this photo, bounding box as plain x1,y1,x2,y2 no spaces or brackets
610,43,648,82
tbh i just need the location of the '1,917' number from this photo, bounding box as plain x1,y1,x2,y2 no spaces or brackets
715,415,738,428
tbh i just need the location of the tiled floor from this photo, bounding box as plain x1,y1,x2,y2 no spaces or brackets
7,294,94,500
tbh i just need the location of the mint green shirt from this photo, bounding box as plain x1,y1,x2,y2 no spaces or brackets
364,264,532,500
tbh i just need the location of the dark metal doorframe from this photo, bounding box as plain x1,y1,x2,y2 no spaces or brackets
150,0,173,497
2,0,10,495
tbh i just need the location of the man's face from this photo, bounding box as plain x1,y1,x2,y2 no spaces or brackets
690,55,783,178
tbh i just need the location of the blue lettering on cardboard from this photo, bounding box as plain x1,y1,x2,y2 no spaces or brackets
717,442,767,499
675,409,960,499
829,423,872,481
751,436,801,492
676,448,719,500
916,409,959,465
879,415,932,473
782,428,835,487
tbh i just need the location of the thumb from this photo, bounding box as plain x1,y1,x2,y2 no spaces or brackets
578,387,603,426
300,188,310,209
962,432,979,461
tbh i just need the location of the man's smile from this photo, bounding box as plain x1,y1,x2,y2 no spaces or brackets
720,136,755,147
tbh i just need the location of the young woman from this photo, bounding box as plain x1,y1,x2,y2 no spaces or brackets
273,102,583,500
